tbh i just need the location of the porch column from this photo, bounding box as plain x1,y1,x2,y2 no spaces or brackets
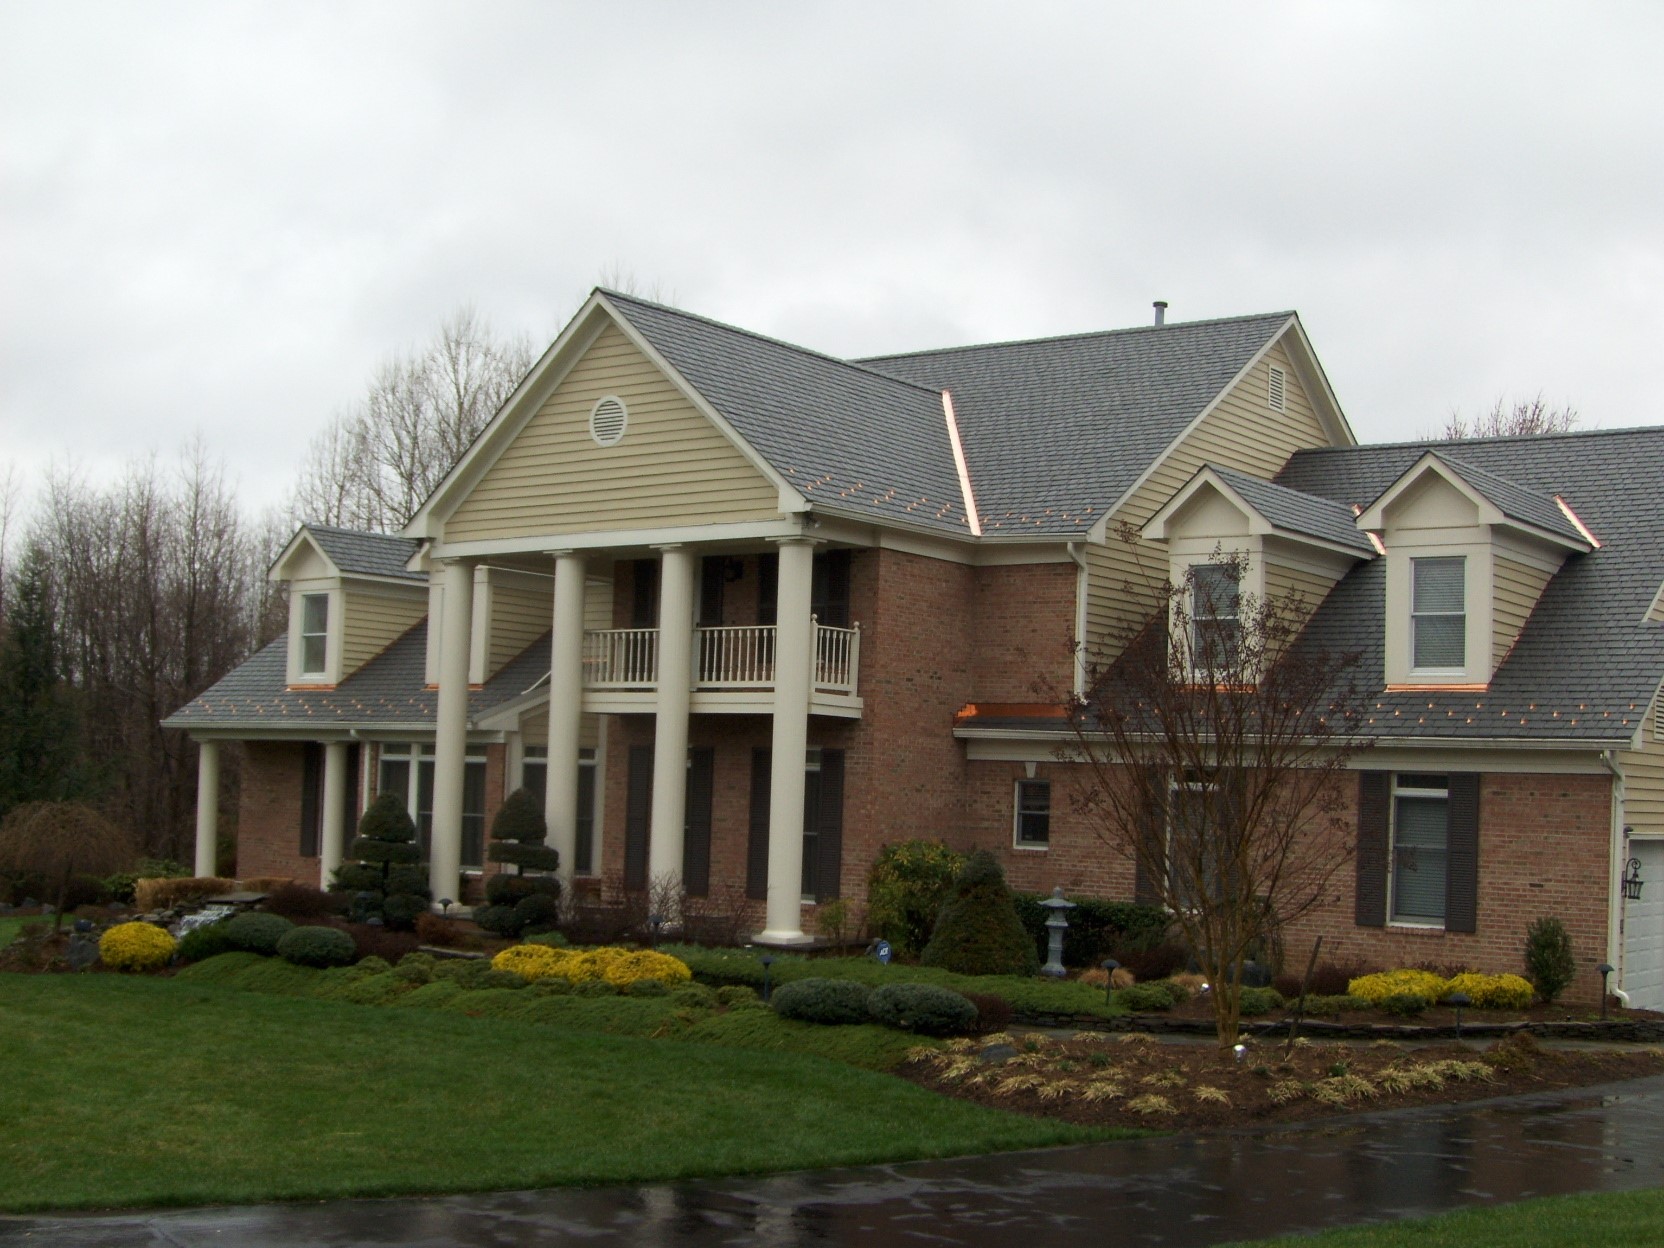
545,551,587,886
431,558,474,908
318,740,349,888
648,544,696,891
760,536,816,942
193,739,219,878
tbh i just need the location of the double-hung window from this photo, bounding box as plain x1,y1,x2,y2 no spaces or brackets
1411,557,1465,671
1014,779,1051,848
1189,564,1241,674
519,745,598,875
299,593,330,677
1390,774,1449,924
377,743,487,869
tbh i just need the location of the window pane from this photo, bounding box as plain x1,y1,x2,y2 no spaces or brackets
1413,558,1464,613
302,593,329,635
1192,564,1240,616
1016,780,1050,845
1414,615,1465,668
378,759,410,809
461,761,487,868
1392,794,1448,921
301,633,327,674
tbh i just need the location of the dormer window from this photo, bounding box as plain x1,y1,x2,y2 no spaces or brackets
300,593,331,677
1189,563,1241,673
1411,557,1466,671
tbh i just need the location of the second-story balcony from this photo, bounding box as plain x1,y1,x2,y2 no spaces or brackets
581,621,862,716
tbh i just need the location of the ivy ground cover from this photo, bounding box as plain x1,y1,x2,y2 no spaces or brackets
0,972,1116,1213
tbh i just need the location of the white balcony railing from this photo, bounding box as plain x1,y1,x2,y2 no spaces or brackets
581,621,861,695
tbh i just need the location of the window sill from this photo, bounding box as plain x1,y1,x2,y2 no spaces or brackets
1387,919,1448,932
1012,842,1049,852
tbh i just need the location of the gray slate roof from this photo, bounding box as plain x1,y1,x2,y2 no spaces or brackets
303,524,425,582
1275,427,1664,742
1416,454,1586,545
862,313,1295,535
163,622,551,732
1203,464,1375,554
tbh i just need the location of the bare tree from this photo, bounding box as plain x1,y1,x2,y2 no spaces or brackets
290,307,534,533
0,801,136,930
1436,393,1578,440
1069,546,1371,1046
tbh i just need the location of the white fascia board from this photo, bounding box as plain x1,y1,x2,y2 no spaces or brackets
1087,316,1298,545
268,528,339,584
430,518,810,562
595,292,808,513
341,572,430,592
1358,453,1587,553
1142,466,1253,541
476,687,550,732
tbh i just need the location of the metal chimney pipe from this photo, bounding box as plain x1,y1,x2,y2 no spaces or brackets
1153,301,1168,326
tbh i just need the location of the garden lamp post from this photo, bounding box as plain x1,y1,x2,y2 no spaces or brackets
438,898,453,915
1100,959,1120,1006
1039,887,1075,979
648,913,663,949
1598,963,1615,1020
760,953,775,1003
1446,991,1470,1040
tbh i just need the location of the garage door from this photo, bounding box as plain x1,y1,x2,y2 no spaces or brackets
1623,840,1664,1011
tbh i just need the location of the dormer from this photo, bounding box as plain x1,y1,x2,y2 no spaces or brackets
1355,453,1594,689
1144,465,1375,664
270,525,427,689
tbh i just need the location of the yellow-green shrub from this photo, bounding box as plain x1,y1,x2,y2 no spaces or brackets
1445,971,1535,1009
491,944,692,988
597,949,691,988
98,921,177,971
1348,970,1449,1004
491,944,569,982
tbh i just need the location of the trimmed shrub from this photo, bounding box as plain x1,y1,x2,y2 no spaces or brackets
261,882,346,919
867,983,978,1035
1238,986,1284,1016
487,788,561,875
492,944,568,982
1380,992,1430,1017
772,977,874,1026
511,892,561,935
485,873,540,906
176,920,236,963
1525,917,1576,1003
1348,969,1450,1004
223,911,295,955
1117,980,1179,1011
962,991,1014,1034
276,925,357,968
330,862,383,894
472,904,519,937
1013,894,1171,969
920,851,1038,978
98,921,176,970
380,893,428,931
1445,971,1536,1009
866,840,965,957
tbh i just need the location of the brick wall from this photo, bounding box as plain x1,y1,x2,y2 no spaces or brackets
236,741,312,883
970,562,1078,701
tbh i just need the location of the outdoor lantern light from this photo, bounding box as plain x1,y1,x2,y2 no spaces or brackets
760,953,775,1002
1100,959,1120,1005
1598,963,1616,1020
1446,991,1471,1040
1622,858,1645,901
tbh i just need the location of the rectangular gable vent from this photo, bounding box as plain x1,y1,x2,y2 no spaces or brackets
1267,365,1287,413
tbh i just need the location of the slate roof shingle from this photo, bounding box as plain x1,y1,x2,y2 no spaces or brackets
1202,464,1375,554
303,524,425,582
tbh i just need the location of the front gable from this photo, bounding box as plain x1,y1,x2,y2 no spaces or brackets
440,317,786,544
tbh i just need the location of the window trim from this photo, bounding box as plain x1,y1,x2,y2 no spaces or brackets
1188,562,1242,677
1410,556,1467,676
375,741,489,871
1387,772,1450,928
1013,778,1051,850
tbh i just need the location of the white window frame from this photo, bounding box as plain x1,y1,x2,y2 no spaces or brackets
1013,778,1051,850
1388,773,1449,928
375,741,489,871
1188,563,1242,677
287,583,341,685
1410,556,1467,675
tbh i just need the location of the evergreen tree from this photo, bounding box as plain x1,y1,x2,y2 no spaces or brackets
0,544,86,816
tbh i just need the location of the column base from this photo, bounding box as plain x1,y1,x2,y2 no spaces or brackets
751,928,817,947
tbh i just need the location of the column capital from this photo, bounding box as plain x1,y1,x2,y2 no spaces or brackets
649,542,687,553
768,534,824,549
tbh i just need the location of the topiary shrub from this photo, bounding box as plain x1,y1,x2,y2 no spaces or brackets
919,851,1038,977
176,920,236,963
866,840,965,958
98,921,176,971
223,911,295,955
380,893,429,932
771,977,873,1025
1524,917,1576,1004
484,790,562,923
276,925,357,968
1118,980,1178,1011
332,793,427,926
867,983,978,1035
511,892,561,936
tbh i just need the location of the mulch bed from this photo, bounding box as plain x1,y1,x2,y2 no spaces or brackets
898,1028,1664,1133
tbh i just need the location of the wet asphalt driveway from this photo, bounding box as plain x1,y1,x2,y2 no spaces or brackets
5,1075,1664,1247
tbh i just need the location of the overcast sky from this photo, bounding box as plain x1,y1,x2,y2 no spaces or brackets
3,1,1661,521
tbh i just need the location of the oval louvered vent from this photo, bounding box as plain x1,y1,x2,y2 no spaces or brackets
589,395,627,447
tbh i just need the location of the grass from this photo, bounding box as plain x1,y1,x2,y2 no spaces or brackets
1220,1188,1664,1247
0,914,48,947
0,971,1124,1212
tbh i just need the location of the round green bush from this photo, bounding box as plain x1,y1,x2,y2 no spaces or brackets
510,892,561,935
472,904,520,937
276,925,357,968
1238,986,1284,1016
176,920,236,963
771,977,873,1025
716,984,759,1006
380,893,428,931
355,791,418,843
672,982,719,1009
223,911,295,955
1117,980,1178,1012
491,787,547,842
867,983,979,1035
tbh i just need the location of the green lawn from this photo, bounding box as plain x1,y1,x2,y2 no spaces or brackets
0,972,1119,1213
0,913,47,947
1221,1188,1664,1247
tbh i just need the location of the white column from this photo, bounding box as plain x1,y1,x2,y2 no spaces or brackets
545,551,587,886
194,739,220,878
318,740,349,888
648,544,696,890
760,537,816,942
431,558,474,908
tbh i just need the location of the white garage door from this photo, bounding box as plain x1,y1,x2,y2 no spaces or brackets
1623,840,1664,1011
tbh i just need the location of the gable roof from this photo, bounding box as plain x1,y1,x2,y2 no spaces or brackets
862,312,1301,535
1148,463,1375,555
1277,427,1664,742
1357,452,1587,547
274,524,425,583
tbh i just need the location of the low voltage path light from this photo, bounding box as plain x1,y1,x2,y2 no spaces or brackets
648,913,663,949
1446,992,1471,1040
760,953,776,1003
1040,887,1076,979
438,898,453,915
1598,963,1616,1020
1100,959,1120,1006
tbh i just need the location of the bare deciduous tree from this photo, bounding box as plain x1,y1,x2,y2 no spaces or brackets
0,801,136,929
1436,393,1578,440
1069,546,1371,1046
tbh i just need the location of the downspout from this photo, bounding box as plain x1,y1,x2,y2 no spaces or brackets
1600,749,1630,1004
1067,541,1089,697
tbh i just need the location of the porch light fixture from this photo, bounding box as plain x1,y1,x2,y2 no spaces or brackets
1100,959,1120,1006
1598,963,1615,1020
1622,857,1645,902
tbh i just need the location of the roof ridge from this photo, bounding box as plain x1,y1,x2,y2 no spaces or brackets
1292,424,1664,457
856,310,1297,365
598,288,944,400
304,522,415,541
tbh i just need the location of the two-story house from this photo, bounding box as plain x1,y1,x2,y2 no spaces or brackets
166,290,1664,1005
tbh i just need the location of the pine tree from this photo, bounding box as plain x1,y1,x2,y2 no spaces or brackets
0,544,86,817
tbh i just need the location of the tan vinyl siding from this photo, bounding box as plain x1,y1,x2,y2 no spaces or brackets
489,581,553,676
518,711,599,751
1264,560,1342,624
1621,691,1664,835
446,323,782,541
340,585,426,678
1492,555,1554,669
584,577,614,633
1085,338,1334,658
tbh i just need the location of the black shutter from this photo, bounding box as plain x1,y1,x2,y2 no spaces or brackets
632,560,658,628
1445,773,1481,934
811,550,852,627
747,748,771,900
1133,769,1164,906
756,554,778,626
699,557,725,626
343,744,361,832
1356,772,1390,928
300,743,322,857
683,747,714,897
814,749,844,902
624,745,653,891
